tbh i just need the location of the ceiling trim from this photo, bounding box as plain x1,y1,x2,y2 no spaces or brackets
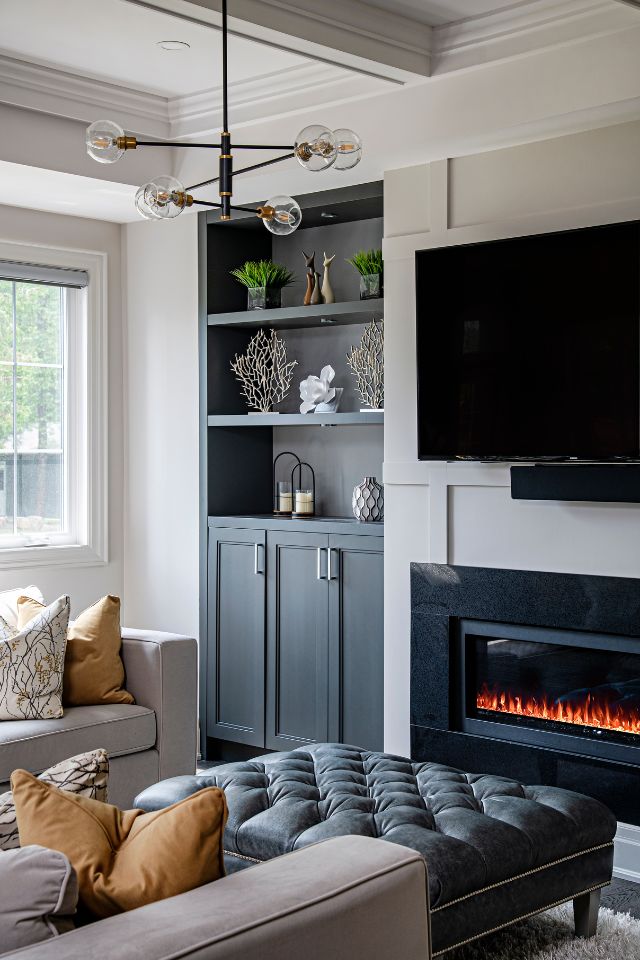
431,0,638,74
0,52,390,140
169,62,390,138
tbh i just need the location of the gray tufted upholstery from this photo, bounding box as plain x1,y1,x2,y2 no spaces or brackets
136,743,616,954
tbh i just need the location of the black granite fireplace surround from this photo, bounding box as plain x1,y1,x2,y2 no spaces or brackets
411,564,640,826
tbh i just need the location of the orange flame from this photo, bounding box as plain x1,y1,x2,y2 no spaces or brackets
476,684,640,736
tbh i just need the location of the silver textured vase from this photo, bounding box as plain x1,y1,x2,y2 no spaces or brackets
352,476,384,522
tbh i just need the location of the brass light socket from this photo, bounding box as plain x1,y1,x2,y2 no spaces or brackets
257,205,275,221
116,136,137,151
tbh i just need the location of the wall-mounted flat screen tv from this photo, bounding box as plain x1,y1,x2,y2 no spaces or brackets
416,221,640,461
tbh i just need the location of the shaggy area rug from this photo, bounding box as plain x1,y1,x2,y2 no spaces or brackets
447,904,640,959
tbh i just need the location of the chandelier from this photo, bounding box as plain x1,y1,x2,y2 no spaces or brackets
84,0,362,234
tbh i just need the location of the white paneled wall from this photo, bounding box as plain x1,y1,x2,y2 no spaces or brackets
383,120,640,875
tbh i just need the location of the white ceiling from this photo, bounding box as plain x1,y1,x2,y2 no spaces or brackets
0,0,310,98
361,0,532,27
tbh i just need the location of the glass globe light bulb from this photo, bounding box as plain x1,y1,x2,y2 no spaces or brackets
259,195,302,236
140,175,188,220
294,124,337,172
135,185,160,220
333,128,362,171
86,120,126,164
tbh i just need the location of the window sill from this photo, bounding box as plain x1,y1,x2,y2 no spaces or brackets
0,544,107,570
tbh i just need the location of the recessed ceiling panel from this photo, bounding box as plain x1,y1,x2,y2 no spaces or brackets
0,0,310,97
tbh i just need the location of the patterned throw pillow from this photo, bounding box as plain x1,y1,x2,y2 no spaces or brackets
0,749,109,851
0,595,70,721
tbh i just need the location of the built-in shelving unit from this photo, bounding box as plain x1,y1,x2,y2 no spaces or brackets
199,181,385,762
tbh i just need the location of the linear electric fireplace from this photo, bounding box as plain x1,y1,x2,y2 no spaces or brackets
411,564,640,826
458,620,640,765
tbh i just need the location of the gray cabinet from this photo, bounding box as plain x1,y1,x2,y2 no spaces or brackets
266,531,329,751
207,518,383,755
207,527,266,746
328,535,384,751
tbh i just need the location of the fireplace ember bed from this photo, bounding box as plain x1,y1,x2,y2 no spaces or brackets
459,619,640,765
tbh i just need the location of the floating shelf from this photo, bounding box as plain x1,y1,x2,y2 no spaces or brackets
208,412,384,427
208,298,384,330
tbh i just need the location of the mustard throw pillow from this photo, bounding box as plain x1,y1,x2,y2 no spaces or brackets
17,595,134,706
12,770,228,918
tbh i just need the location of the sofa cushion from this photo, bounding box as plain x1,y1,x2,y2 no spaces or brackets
0,844,78,951
0,586,44,629
0,704,155,782
0,748,108,851
0,596,69,721
18,595,134,708
13,772,228,919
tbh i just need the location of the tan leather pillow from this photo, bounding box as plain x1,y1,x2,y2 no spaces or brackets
12,770,227,918
17,595,133,706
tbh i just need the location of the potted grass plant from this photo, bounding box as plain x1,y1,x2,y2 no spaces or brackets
230,260,295,311
346,248,383,300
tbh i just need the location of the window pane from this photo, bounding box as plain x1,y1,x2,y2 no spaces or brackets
0,366,13,452
0,454,14,538
15,366,62,451
15,282,62,365
16,453,62,535
0,282,13,363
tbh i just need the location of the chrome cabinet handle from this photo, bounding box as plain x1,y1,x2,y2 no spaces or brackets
254,543,263,575
317,547,325,580
328,548,339,580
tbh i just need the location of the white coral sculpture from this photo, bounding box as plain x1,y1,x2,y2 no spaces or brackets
346,319,384,410
231,328,298,413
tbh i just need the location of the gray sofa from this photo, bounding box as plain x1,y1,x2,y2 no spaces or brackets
0,629,197,808
1,836,431,960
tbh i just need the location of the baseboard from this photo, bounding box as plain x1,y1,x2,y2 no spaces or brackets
614,822,640,883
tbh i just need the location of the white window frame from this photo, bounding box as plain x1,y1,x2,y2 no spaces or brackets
0,239,108,569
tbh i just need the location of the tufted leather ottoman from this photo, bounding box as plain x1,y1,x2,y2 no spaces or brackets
135,743,616,955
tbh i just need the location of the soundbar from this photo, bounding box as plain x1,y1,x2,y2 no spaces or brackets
510,464,640,503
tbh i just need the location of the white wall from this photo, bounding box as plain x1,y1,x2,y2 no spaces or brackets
121,214,199,639
383,119,640,758
383,119,640,878
0,204,124,614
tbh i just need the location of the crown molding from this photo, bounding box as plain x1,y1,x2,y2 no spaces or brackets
431,0,639,74
169,61,388,138
0,52,388,140
0,54,171,138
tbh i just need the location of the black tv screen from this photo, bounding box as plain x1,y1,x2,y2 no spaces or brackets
416,222,640,461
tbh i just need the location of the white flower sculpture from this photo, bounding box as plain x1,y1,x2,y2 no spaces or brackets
300,365,336,414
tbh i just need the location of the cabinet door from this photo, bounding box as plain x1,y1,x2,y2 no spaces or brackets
207,527,266,746
328,534,384,751
266,531,329,751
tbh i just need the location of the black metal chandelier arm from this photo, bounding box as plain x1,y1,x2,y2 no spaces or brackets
135,141,222,149
233,144,295,151
187,175,221,191
191,200,223,208
233,153,295,177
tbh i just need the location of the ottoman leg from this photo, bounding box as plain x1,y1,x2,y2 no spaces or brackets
573,889,601,938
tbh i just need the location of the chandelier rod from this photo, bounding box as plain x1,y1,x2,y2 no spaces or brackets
222,0,229,133
132,141,294,151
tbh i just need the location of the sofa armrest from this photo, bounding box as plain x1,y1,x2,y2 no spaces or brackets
1,837,431,960
120,629,197,780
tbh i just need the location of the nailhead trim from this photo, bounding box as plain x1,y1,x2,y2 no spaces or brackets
431,841,613,912
224,849,261,864
432,882,606,955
